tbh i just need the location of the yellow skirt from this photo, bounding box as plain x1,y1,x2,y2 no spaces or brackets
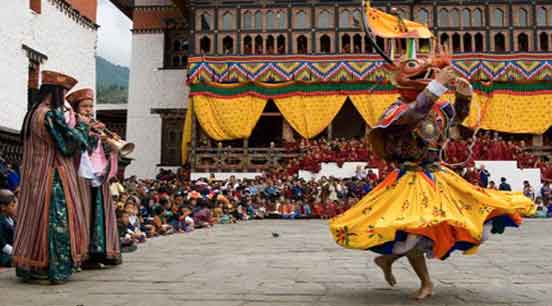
329,166,536,260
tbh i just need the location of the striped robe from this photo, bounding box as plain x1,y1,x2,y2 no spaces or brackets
87,149,121,261
13,101,89,270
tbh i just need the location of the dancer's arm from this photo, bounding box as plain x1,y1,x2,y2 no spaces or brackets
396,67,456,126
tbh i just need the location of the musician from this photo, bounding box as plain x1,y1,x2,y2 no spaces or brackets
14,71,90,284
66,88,122,268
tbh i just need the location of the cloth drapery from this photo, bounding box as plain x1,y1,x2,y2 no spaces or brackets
274,95,346,139
193,95,267,141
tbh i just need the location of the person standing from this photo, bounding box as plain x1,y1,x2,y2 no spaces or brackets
0,189,17,267
478,165,490,188
499,177,512,191
13,71,90,284
66,88,122,268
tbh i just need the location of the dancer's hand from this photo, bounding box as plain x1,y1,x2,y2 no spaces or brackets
435,67,456,87
455,77,473,97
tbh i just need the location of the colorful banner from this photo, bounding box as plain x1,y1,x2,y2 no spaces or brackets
187,54,552,84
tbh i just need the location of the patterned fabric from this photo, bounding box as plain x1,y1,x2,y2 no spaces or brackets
193,95,267,140
364,3,433,38
181,104,194,163
16,172,73,282
349,94,398,127
187,55,552,84
188,82,552,134
463,92,552,134
274,95,346,139
89,187,106,256
329,167,536,259
47,172,73,281
13,102,89,271
83,143,121,264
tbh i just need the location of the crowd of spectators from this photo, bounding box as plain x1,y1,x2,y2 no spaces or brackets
108,156,552,254
108,170,379,252
282,131,552,182
1,129,552,259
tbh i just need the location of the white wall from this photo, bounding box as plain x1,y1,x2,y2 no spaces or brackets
126,33,189,178
298,162,379,180
475,161,542,192
0,0,97,131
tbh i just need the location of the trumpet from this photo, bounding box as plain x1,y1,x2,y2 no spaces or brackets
83,115,135,157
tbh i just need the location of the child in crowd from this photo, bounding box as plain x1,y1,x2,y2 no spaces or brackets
125,202,146,243
151,204,175,235
117,209,138,253
0,189,16,267
175,206,195,232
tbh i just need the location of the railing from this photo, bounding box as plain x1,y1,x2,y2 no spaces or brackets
0,130,22,165
192,147,299,172
523,146,552,157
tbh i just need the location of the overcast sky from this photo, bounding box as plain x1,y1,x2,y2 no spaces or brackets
97,0,132,67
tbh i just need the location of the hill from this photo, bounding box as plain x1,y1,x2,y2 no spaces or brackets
96,56,129,104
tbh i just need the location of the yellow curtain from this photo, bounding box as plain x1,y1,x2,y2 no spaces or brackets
193,95,267,141
463,92,552,134
349,94,398,127
181,101,194,164
274,95,346,139
351,92,552,134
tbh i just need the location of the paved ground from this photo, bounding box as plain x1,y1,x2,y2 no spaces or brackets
1,219,551,306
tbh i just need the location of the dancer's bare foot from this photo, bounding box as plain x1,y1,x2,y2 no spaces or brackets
374,256,397,287
414,282,433,300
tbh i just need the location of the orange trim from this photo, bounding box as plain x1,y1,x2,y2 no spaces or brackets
406,222,479,259
418,172,436,189
372,170,399,192
405,210,521,259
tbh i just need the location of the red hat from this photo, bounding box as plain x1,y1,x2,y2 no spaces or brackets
41,70,78,90
66,88,94,107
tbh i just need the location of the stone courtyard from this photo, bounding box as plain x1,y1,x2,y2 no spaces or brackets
0,219,551,306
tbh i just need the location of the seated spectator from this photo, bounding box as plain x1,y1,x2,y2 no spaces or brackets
117,209,138,253
0,189,16,267
175,206,195,232
125,202,146,242
540,182,551,204
534,198,547,218
547,198,552,218
522,181,535,200
301,201,312,218
151,204,174,235
193,199,213,228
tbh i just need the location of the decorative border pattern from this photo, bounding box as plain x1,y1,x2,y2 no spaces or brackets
187,54,552,84
189,81,552,99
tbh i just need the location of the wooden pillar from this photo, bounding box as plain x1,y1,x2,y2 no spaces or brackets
327,122,333,140
533,134,543,146
288,5,293,53
485,0,491,52
243,138,249,171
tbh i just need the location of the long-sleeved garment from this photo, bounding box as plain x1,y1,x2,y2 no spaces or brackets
14,104,90,283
